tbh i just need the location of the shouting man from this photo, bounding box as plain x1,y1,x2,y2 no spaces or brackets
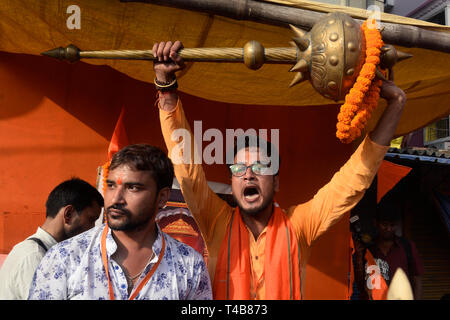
154,40,406,300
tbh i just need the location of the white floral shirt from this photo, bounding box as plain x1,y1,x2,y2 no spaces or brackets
28,224,212,300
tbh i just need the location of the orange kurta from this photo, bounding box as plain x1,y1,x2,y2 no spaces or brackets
160,99,389,299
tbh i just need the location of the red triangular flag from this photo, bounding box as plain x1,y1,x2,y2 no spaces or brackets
377,160,412,203
108,107,129,160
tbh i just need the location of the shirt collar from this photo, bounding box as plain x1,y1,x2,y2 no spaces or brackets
374,237,401,257
245,224,268,242
104,223,164,258
36,227,58,249
152,224,164,257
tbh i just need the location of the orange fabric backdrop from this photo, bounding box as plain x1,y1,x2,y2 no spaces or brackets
0,51,353,299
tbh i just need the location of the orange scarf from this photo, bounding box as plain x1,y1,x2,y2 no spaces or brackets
213,204,302,300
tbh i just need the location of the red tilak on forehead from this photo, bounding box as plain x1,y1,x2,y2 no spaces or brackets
116,174,123,185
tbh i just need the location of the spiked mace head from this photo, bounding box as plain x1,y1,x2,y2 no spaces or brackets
288,13,412,101
287,13,367,101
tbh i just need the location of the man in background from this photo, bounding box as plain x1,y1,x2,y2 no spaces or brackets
353,197,424,299
370,199,424,299
0,178,103,299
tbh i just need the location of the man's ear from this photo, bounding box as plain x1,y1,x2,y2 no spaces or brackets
62,205,76,224
157,187,171,209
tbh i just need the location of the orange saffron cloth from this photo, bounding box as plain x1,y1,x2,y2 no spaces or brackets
213,205,301,300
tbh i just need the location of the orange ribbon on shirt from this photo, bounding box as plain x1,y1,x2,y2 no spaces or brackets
100,225,165,300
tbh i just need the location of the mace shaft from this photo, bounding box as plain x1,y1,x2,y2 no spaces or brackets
42,42,297,70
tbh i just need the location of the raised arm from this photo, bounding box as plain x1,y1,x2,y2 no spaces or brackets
152,41,184,114
289,78,406,247
153,41,231,241
369,71,407,146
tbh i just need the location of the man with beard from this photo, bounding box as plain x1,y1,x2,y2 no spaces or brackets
28,144,212,300
154,40,406,299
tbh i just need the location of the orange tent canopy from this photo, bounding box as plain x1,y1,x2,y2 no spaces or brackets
0,0,449,136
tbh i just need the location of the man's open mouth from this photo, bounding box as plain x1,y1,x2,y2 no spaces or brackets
243,186,260,202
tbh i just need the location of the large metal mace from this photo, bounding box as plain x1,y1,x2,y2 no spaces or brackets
42,12,412,101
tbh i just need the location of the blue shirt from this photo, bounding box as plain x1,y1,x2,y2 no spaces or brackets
28,224,212,300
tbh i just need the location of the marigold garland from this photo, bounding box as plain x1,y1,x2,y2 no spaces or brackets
336,20,385,144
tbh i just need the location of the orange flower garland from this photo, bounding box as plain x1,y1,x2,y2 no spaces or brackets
336,20,384,144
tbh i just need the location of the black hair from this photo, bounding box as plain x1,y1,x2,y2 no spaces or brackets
229,135,280,176
45,178,104,218
109,144,174,192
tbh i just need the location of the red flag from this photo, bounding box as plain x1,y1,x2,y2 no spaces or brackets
377,160,412,203
108,107,129,160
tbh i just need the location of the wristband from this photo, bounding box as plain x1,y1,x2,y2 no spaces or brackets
154,77,178,92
